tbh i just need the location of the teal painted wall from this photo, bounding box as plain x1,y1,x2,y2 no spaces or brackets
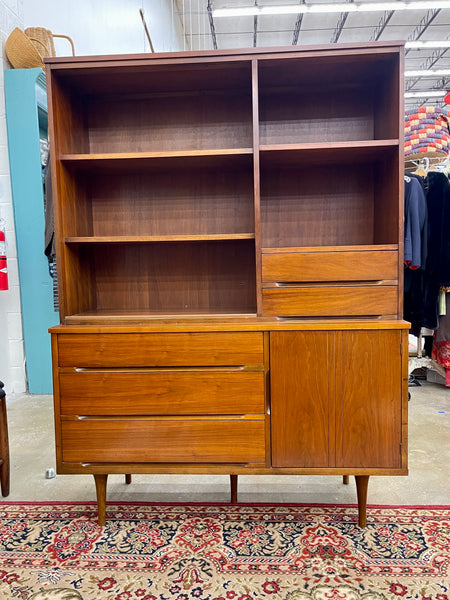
5,68,59,394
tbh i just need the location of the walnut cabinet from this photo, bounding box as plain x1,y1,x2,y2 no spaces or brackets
46,42,409,527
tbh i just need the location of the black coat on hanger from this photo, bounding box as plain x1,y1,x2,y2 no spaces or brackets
423,171,450,329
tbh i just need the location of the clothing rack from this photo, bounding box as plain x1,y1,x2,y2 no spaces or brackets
405,154,450,174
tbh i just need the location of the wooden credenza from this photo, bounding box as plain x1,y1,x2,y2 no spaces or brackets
46,41,408,526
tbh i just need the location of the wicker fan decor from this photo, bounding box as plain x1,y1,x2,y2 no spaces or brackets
5,28,45,69
5,27,75,70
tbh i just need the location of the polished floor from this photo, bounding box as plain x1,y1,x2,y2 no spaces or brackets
3,379,450,506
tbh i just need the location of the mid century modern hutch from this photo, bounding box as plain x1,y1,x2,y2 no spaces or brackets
46,41,409,527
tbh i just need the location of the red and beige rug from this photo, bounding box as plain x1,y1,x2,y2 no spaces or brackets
0,502,449,599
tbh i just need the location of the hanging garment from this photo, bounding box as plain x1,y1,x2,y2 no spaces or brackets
403,174,427,336
423,172,450,329
432,292,450,387
404,175,427,270
43,156,59,311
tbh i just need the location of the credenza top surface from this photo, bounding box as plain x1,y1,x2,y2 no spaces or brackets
50,317,410,334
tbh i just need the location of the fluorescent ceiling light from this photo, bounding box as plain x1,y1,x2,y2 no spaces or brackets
404,90,448,97
213,1,450,17
405,69,450,76
405,40,450,48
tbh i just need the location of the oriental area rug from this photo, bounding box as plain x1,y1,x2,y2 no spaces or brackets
0,503,449,600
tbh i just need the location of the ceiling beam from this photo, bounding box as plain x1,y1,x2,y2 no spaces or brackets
253,1,258,47
369,10,395,41
292,0,306,45
330,0,355,43
432,76,450,90
207,0,218,49
330,12,349,43
405,8,441,55
406,44,450,91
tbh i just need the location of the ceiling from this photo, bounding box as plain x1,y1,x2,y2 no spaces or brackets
172,0,450,112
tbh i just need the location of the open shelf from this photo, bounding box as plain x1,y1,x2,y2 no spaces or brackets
59,159,255,238
261,244,399,253
52,61,254,155
65,234,256,243
61,240,257,319
60,148,254,170
260,153,400,248
65,309,259,324
258,51,400,146
259,140,399,165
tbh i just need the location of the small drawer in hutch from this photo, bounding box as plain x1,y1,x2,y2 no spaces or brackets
262,285,398,317
261,248,398,284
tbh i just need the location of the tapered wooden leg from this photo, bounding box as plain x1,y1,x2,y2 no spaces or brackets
230,474,238,503
125,474,132,484
0,396,10,497
342,475,349,485
355,475,369,528
94,474,108,526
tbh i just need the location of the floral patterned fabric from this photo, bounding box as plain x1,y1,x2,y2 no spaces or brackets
0,502,449,600
433,341,450,369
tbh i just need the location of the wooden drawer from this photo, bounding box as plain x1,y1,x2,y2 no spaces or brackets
262,249,398,283
56,332,264,368
61,418,266,463
59,370,265,416
262,285,397,317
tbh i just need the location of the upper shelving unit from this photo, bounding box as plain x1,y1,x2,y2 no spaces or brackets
46,42,403,322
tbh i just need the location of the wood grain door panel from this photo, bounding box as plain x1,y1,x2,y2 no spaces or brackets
271,331,332,467
59,370,265,415
336,330,402,468
61,418,266,463
57,332,264,367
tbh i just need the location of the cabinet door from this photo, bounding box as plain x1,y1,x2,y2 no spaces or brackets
336,330,402,469
270,329,404,471
271,331,333,467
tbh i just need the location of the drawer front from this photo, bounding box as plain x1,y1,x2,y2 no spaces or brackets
61,418,266,463
262,250,398,283
59,370,265,416
57,332,264,367
262,286,398,317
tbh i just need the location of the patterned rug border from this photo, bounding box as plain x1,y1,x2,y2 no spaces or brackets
0,501,448,598
1,500,449,509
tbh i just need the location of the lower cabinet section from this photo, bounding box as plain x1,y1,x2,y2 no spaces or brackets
61,418,266,464
51,323,408,527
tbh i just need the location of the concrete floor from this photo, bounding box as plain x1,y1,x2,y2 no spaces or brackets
3,379,450,506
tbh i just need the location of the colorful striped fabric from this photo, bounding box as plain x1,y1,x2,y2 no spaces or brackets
404,106,449,159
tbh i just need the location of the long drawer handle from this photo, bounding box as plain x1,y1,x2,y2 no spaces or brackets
274,280,397,288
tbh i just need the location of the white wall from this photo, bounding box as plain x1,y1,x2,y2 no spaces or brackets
23,0,185,56
0,0,26,394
